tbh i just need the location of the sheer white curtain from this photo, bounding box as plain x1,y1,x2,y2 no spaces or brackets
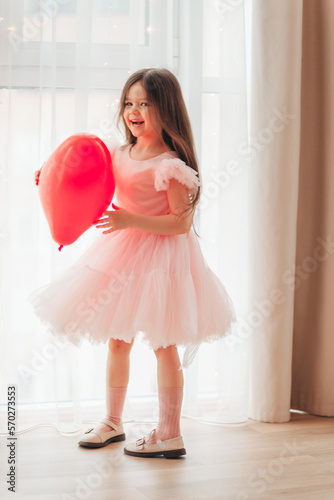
0,0,250,435
248,0,303,422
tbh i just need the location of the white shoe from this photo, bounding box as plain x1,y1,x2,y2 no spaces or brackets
124,430,186,458
78,418,125,448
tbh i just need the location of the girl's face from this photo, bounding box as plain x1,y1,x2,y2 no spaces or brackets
123,81,161,142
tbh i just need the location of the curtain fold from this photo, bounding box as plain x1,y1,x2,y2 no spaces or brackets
291,0,334,417
248,0,303,422
249,0,334,422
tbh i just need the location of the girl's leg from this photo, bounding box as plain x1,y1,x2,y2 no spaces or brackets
98,338,134,432
147,345,184,443
106,338,134,387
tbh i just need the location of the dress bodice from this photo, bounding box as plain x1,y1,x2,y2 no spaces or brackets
110,144,200,216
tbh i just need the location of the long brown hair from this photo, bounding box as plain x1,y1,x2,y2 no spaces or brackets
117,68,201,235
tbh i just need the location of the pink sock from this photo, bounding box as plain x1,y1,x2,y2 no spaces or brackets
146,387,183,444
96,386,127,432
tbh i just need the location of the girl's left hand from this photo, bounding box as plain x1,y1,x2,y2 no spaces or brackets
94,203,133,234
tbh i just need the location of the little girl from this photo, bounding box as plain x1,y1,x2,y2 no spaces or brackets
30,68,236,458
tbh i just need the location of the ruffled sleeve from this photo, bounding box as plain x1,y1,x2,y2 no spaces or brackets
154,158,200,196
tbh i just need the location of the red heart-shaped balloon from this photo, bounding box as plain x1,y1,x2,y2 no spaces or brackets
38,133,115,250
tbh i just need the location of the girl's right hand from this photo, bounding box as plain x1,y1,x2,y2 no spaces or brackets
35,162,46,185
35,170,41,186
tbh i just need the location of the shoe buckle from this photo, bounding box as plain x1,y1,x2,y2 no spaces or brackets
136,437,144,449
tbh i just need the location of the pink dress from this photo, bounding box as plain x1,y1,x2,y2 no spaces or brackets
28,144,236,367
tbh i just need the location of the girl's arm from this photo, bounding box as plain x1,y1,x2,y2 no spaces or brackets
130,178,193,235
130,213,191,235
95,178,194,235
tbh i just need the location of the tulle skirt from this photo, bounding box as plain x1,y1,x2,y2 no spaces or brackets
28,228,236,367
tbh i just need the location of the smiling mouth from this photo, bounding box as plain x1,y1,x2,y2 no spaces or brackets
131,120,144,126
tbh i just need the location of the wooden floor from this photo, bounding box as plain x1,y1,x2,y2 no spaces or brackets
1,412,334,500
